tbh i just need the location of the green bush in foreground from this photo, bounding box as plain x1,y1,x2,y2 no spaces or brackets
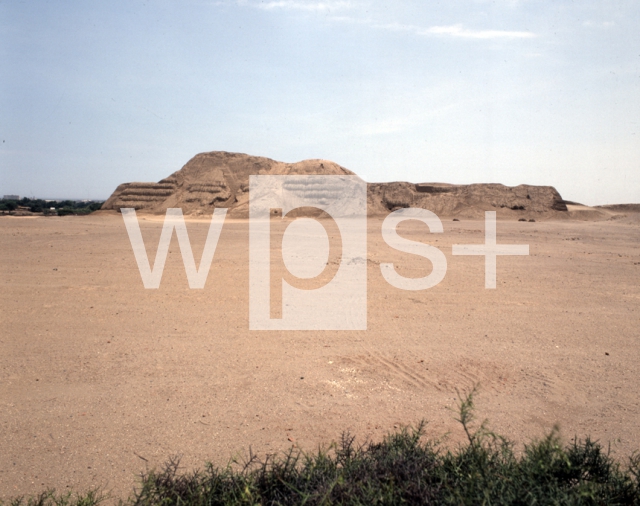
6,389,640,505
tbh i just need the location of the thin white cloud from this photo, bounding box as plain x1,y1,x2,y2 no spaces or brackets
424,24,536,39
335,19,536,40
476,0,529,7
326,15,371,25
234,3,536,40
253,0,351,11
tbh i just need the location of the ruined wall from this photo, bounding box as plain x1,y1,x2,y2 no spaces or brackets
102,151,568,219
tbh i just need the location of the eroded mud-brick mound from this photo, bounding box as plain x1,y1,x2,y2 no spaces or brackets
101,151,355,218
101,151,568,219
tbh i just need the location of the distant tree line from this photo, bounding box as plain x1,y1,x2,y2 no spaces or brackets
0,197,104,215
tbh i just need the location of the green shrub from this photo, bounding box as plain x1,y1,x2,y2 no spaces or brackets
0,201,17,211
0,198,103,215
57,207,92,216
130,389,640,505
4,390,639,505
5,489,105,506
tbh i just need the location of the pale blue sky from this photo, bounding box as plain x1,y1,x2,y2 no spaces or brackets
1,0,638,204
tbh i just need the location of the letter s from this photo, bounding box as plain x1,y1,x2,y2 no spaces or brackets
380,208,447,290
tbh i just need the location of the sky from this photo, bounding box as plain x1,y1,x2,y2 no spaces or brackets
1,0,638,204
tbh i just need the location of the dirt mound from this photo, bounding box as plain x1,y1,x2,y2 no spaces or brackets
560,203,640,222
102,151,568,219
592,204,640,224
565,204,612,221
101,152,356,218
596,204,640,213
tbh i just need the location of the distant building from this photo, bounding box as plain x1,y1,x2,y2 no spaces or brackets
3,195,19,200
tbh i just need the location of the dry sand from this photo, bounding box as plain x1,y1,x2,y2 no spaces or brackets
1,212,639,499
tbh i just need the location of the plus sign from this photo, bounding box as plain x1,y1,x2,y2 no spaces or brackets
452,211,529,289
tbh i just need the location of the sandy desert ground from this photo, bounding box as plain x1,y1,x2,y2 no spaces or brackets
1,211,639,499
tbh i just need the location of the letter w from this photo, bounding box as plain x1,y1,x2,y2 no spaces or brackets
121,208,226,289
